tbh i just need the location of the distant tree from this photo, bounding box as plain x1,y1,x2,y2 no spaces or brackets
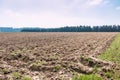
20,25,120,32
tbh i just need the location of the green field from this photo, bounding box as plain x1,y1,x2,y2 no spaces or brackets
99,33,120,64
98,33,120,80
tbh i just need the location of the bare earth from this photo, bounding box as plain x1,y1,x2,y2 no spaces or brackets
0,32,118,80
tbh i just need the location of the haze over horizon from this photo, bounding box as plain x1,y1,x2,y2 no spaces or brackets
0,0,120,28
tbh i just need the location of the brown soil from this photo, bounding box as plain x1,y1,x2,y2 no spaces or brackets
0,32,118,80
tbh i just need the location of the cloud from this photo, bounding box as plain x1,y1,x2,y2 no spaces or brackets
0,0,119,27
0,9,104,28
102,0,110,5
116,6,120,10
88,0,104,6
0,0,84,16
83,0,109,8
0,0,109,15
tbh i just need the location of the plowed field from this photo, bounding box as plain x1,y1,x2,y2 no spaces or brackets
0,32,118,80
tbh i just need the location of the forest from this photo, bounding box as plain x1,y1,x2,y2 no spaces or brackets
21,25,120,32
1,25,120,32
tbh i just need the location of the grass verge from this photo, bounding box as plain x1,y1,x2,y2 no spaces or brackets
72,74,102,80
99,33,120,64
99,33,120,79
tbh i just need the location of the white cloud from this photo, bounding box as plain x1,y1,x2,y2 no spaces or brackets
83,0,109,8
102,0,110,5
88,0,103,6
116,6,120,10
0,9,104,28
0,0,119,28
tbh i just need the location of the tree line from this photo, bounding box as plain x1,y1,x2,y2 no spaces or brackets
0,27,21,32
21,25,120,32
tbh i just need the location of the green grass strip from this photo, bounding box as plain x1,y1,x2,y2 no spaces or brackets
99,33,120,64
72,74,102,80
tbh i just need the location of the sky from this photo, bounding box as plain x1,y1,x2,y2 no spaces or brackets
0,0,120,28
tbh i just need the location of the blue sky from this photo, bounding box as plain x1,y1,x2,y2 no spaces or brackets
0,0,120,28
